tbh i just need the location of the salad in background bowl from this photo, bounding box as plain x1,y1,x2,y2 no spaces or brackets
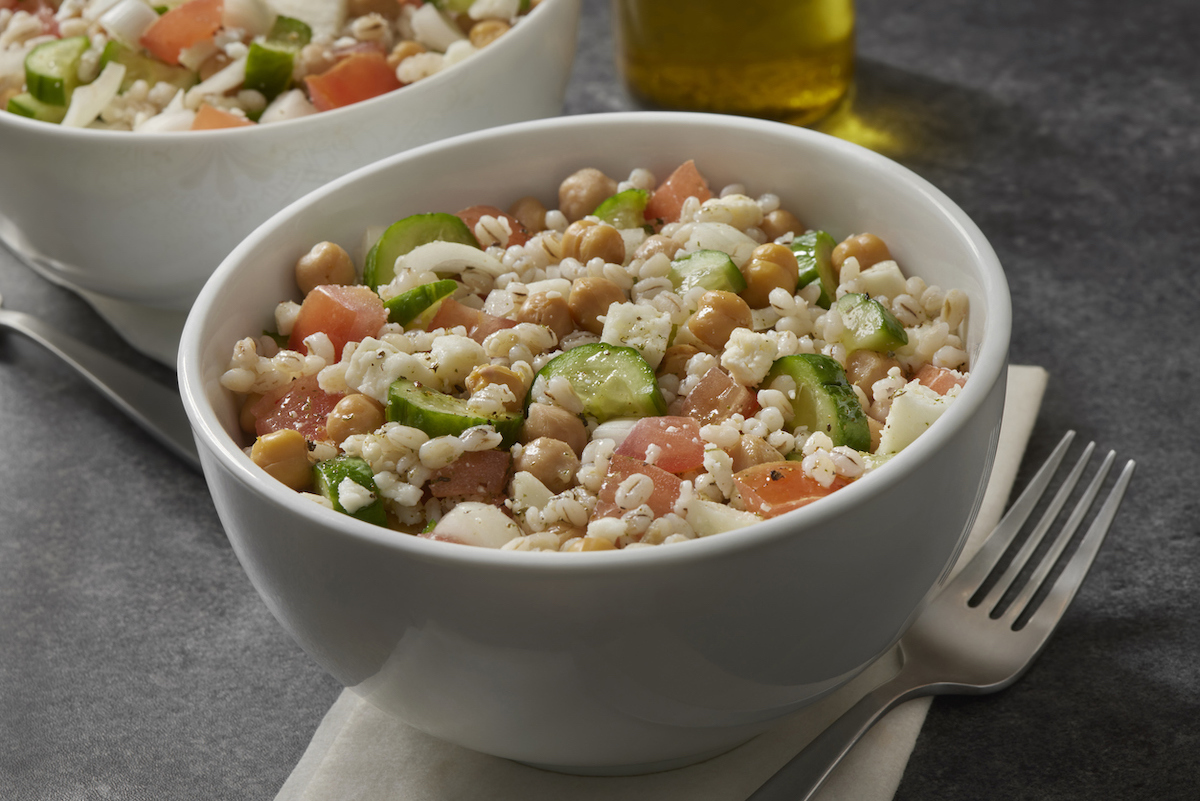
0,0,579,363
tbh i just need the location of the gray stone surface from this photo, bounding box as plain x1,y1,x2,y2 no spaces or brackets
1,0,1196,798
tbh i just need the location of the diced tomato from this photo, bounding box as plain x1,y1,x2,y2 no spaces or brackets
615,416,704,474
251,375,343,440
140,0,223,67
644,159,713,226
191,104,255,130
428,450,512,499
456,205,530,248
289,285,388,358
914,364,967,395
427,297,518,344
670,366,759,425
733,462,848,519
594,455,683,519
304,51,401,112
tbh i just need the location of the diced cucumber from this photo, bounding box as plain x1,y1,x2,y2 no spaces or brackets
266,14,313,48
364,213,480,290
6,92,67,123
383,279,458,326
765,353,870,451
593,188,650,230
429,0,476,12
668,249,748,295
313,455,387,525
387,379,523,446
790,230,838,309
244,41,295,101
25,36,90,106
834,293,908,353
531,342,667,423
99,41,197,93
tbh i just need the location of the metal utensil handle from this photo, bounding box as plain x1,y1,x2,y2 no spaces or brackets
2,309,201,471
747,666,926,800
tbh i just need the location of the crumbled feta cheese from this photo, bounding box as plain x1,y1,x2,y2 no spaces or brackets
600,302,672,369
721,328,778,387
336,477,375,514
878,380,957,454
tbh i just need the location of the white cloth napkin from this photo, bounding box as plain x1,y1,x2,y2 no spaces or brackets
277,365,1049,801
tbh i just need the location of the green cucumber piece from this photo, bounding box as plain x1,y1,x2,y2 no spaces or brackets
243,41,295,101
387,379,523,447
765,353,870,451
834,293,908,353
668,249,748,295
384,279,458,326
6,92,67,123
593,188,650,230
313,455,387,525
790,230,838,309
266,14,313,48
99,41,197,93
531,342,667,423
25,36,90,106
364,213,480,290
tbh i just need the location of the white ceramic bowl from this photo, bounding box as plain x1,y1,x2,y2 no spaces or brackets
179,112,1012,774
0,0,580,364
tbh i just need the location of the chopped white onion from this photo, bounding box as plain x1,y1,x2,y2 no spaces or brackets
135,107,196,132
396,241,508,278
222,0,275,38
258,88,317,124
62,61,126,127
411,3,466,52
98,0,159,49
83,0,124,22
184,55,247,110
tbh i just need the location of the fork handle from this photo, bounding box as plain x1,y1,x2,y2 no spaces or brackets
747,669,927,800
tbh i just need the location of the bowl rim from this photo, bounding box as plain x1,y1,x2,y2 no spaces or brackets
0,0,578,141
179,110,1012,575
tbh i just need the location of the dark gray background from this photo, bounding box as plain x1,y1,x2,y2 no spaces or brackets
2,0,1197,797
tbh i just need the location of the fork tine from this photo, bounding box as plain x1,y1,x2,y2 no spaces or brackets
954,430,1076,593
1017,458,1136,638
976,440,1097,612
999,449,1115,622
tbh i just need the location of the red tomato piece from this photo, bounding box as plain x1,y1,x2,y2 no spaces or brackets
593,455,683,519
733,462,848,519
914,364,967,395
644,159,713,226
427,297,518,344
428,450,512,499
140,0,223,67
455,205,530,248
191,104,254,130
304,51,402,112
289,285,388,358
670,366,759,425
251,375,343,440
614,416,704,474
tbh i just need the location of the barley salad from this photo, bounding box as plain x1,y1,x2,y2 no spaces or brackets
0,0,535,130
219,159,971,552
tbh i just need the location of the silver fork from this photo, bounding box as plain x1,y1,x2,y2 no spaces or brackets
748,431,1136,800
0,291,200,471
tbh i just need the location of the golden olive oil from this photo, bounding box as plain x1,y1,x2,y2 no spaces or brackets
612,0,855,126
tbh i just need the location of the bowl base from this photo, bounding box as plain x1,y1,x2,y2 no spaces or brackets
516,739,748,777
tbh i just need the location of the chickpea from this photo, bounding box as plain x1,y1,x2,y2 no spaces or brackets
507,195,547,233
558,167,618,222
387,40,427,70
868,416,884,452
634,234,681,261
325,394,386,445
657,344,701,379
561,219,626,265
513,291,573,341
239,393,263,435
563,536,616,552
349,0,401,18
740,243,800,308
465,364,526,412
845,350,901,403
469,18,510,48
832,233,892,274
295,241,356,296
760,209,805,241
568,276,625,335
250,429,312,491
515,437,580,494
687,291,752,351
522,404,588,456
